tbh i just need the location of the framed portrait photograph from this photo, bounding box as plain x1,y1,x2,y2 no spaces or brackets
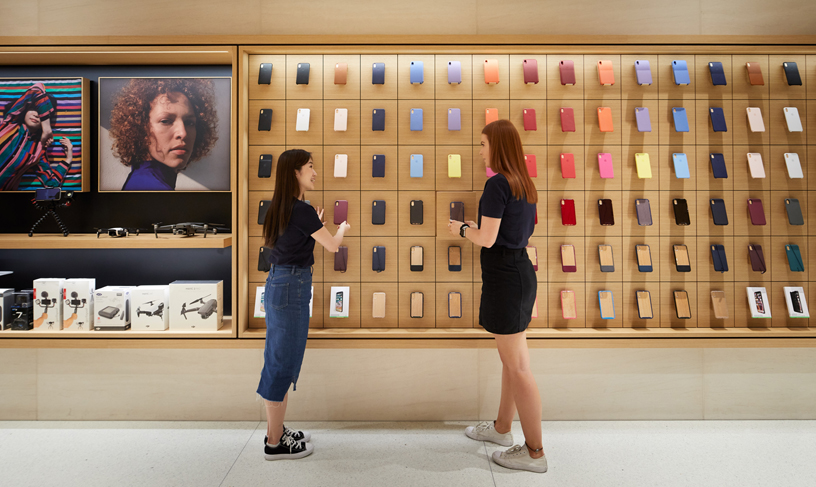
99,77,232,192
0,77,89,192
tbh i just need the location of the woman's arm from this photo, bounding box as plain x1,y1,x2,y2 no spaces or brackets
311,223,349,253
447,216,501,248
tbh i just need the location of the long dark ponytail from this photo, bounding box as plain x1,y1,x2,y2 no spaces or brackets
262,149,312,248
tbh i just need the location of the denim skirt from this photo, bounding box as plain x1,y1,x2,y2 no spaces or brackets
479,246,537,335
256,264,313,402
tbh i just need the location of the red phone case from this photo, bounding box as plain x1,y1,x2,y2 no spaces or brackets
560,107,576,132
523,109,537,131
559,60,576,85
561,199,576,225
522,59,539,84
524,154,537,177
333,200,348,225
560,153,576,178
747,199,766,225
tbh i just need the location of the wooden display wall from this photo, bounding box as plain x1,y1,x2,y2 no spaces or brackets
241,47,816,337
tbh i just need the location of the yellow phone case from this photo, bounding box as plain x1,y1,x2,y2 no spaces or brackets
448,154,462,178
635,153,652,179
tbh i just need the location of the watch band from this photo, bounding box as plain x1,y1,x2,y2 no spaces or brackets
459,223,469,238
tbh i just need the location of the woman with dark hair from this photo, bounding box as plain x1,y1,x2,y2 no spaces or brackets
108,78,218,190
448,119,546,473
258,149,349,460
0,82,72,190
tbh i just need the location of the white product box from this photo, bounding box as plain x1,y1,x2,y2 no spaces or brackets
131,285,170,331
746,287,771,319
0,288,13,330
33,278,64,331
783,286,809,318
329,286,350,318
62,279,95,331
169,280,223,331
94,286,131,331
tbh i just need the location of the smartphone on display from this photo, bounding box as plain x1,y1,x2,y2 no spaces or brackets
636,291,653,319
674,291,691,319
791,291,803,314
754,291,765,315
335,292,343,313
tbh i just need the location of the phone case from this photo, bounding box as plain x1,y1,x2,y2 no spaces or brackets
447,292,462,318
410,292,424,318
410,246,424,272
258,246,271,272
783,62,802,86
635,153,652,179
674,291,692,319
635,60,652,85
560,199,576,226
447,154,461,178
409,61,424,84
560,153,576,178
484,59,500,84
334,62,348,85
746,107,765,132
709,107,727,132
371,246,386,272
674,245,691,272
747,199,766,225
598,199,614,226
784,107,803,132
710,198,728,225
448,61,462,84
526,246,538,271
597,60,615,85
525,154,537,177
599,291,615,319
784,153,803,179
408,108,423,132
746,62,764,85
785,199,804,226
409,200,423,225
372,292,386,318
636,244,653,272
672,153,690,179
522,58,539,84
635,107,651,132
485,108,499,125
450,201,465,222
635,199,652,226
258,200,270,225
790,290,803,315
372,200,386,225
334,108,348,132
448,246,462,272
372,62,385,84
258,63,272,84
295,108,310,131
372,109,386,131
372,154,386,178
334,154,348,178
334,246,348,272
559,60,576,85
711,244,728,273
523,109,537,131
711,291,729,319
704,155,727,181
560,107,575,132
747,153,765,178
673,199,691,226
295,63,310,85
636,291,653,319
410,154,423,178
598,244,614,272
709,62,727,86
672,60,691,85
598,153,614,178
448,108,461,131
786,244,805,272
597,107,614,132
258,154,273,178
258,109,272,131
561,245,577,273
333,200,348,225
672,107,689,132
561,290,577,319
747,244,766,273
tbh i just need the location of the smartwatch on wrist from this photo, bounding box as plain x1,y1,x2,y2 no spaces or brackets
459,223,469,238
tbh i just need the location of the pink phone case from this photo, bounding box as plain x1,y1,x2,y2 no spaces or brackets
598,153,614,178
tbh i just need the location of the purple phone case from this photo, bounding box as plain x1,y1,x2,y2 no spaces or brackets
448,61,462,84
635,60,652,85
448,108,461,131
635,107,651,132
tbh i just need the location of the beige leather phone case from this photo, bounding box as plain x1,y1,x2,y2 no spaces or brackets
561,290,577,319
372,292,386,318
448,292,462,318
410,292,424,318
411,246,424,267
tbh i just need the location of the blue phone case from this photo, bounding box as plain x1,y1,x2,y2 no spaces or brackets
787,244,805,272
673,153,690,179
448,108,461,131
409,61,424,84
635,107,651,132
635,60,652,85
709,62,727,86
410,108,423,131
448,61,462,84
372,109,385,131
710,153,728,178
599,291,615,319
372,154,385,178
709,107,727,132
711,245,729,273
410,154,423,178
372,62,385,84
672,107,690,132
672,60,690,85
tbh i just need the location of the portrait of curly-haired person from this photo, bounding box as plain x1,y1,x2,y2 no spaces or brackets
99,77,231,191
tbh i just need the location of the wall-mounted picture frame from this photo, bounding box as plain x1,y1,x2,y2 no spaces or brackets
0,77,89,192
99,77,231,192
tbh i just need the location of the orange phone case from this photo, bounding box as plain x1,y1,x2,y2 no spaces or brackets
334,63,348,85
597,107,614,132
597,60,615,85
485,108,499,125
746,62,764,86
484,59,500,84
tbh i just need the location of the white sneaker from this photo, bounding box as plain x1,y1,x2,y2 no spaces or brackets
492,444,548,473
465,421,513,446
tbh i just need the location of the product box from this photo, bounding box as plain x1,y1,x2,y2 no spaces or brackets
132,285,170,331
169,280,223,331
94,286,131,331
10,291,34,330
746,287,771,319
783,286,809,318
33,278,64,331
329,286,350,318
0,288,13,330
62,279,96,331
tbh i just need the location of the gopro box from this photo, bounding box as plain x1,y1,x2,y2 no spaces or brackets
0,288,13,330
62,279,96,331
132,285,170,331
94,286,131,331
33,278,64,331
169,280,223,331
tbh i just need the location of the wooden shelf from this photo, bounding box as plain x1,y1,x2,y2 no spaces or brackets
0,234,232,250
0,317,234,338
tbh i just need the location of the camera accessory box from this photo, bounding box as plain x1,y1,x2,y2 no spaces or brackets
94,286,131,331
62,278,95,331
168,280,223,331
131,285,170,331
33,278,64,331
0,288,15,330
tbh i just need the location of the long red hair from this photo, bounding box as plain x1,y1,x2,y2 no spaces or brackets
481,120,538,204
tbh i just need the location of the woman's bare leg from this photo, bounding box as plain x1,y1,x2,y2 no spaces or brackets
264,392,288,444
495,362,516,434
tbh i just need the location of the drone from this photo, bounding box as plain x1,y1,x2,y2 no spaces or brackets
96,227,142,238
153,222,229,238
136,300,164,318
180,295,217,320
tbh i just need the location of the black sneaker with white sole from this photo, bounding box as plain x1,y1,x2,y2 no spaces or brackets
264,424,311,445
264,434,314,461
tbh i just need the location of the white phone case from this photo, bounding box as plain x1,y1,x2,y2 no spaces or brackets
746,107,765,132
747,153,765,179
784,153,804,179
296,108,311,132
334,154,348,178
784,107,803,132
334,108,348,132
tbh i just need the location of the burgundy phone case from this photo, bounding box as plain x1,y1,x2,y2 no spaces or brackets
560,107,576,132
598,199,614,226
334,246,348,272
561,199,576,225
334,200,348,225
747,199,766,225
522,59,539,84
749,245,766,273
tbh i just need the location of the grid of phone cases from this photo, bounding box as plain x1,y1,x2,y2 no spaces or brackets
246,53,814,330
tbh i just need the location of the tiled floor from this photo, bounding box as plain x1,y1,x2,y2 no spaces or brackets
1,420,815,486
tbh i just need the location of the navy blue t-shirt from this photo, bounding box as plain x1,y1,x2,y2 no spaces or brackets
477,173,536,249
268,200,324,267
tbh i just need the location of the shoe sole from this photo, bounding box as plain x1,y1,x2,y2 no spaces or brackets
492,453,548,473
264,448,314,461
464,428,513,447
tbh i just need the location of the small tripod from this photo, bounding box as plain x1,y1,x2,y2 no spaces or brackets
29,191,73,237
